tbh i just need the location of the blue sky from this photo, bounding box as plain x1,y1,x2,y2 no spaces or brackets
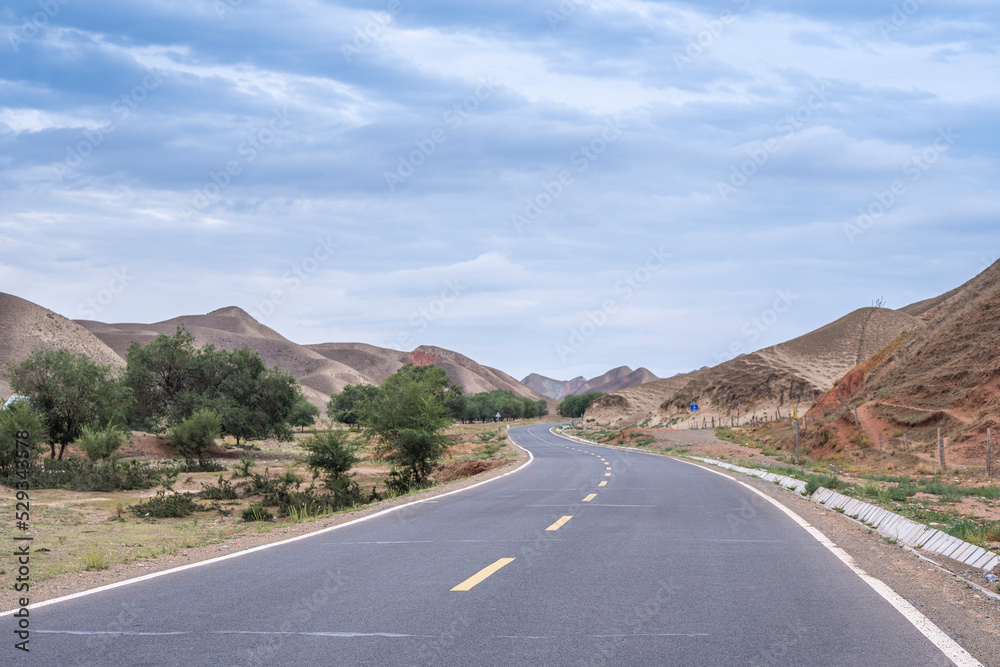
1,0,997,382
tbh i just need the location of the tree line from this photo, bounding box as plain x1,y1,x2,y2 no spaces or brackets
2,326,317,467
557,392,605,419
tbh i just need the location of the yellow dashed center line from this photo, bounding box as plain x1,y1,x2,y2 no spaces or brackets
546,516,573,531
599,481,607,487
583,494,597,502
605,473,611,477
451,558,517,592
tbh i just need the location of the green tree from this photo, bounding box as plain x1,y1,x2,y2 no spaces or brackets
289,395,321,431
123,326,196,431
359,365,454,486
301,429,358,487
165,345,298,445
168,408,221,468
75,425,129,462
0,400,48,477
327,383,382,425
558,392,605,419
6,349,132,459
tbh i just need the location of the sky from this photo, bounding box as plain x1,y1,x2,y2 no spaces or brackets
1,0,998,382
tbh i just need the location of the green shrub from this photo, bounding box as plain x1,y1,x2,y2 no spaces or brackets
301,429,358,487
887,484,916,502
0,400,48,476
129,492,203,518
199,474,239,500
232,454,254,478
242,503,273,522
385,467,417,495
169,409,221,468
76,425,129,461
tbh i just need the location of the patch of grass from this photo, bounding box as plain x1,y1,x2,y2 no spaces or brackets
634,438,656,447
81,549,109,571
242,503,274,522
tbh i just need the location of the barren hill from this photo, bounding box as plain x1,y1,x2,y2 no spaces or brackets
579,366,658,395
523,367,658,400
816,260,1000,461
306,342,409,384
589,307,920,427
78,307,375,407
410,346,547,401
521,373,586,400
0,292,126,398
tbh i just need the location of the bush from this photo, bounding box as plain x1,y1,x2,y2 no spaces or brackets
199,474,240,500
76,425,129,461
129,492,203,518
3,457,174,492
0,400,48,476
242,503,273,522
169,409,221,467
385,467,417,495
301,430,357,487
232,454,255,478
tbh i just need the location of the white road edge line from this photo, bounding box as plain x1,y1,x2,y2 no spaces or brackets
675,458,982,667
1,435,536,617
548,427,981,667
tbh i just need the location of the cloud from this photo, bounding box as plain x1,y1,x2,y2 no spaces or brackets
1,0,998,380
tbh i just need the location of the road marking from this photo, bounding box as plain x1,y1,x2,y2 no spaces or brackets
606,467,612,471
546,516,573,531
583,494,597,502
678,459,984,667
605,473,611,477
599,481,607,487
1,433,536,617
452,558,516,591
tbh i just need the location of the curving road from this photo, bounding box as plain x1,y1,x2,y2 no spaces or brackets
4,423,968,665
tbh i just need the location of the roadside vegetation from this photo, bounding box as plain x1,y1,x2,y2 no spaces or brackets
1,340,547,587
557,392,605,419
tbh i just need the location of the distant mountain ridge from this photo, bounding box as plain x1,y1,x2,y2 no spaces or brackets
522,366,658,400
587,307,921,427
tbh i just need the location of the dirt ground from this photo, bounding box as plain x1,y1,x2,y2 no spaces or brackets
0,439,530,611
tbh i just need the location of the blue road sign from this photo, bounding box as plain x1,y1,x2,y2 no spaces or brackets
690,404,699,412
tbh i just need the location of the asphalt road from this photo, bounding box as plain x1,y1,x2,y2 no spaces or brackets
5,423,966,666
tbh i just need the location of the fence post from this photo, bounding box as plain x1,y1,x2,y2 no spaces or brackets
795,417,800,463
987,428,993,478
938,428,946,470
